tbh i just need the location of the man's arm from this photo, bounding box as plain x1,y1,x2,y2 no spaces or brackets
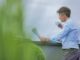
51,24,71,42
39,24,71,43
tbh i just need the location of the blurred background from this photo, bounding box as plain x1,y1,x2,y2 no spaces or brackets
0,0,45,60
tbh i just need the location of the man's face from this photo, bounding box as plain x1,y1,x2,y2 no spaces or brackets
58,13,68,22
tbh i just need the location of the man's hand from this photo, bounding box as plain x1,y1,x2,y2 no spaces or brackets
39,36,50,44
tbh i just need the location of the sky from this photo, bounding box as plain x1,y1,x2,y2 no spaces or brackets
23,0,80,41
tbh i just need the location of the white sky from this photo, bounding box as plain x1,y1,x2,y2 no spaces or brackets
23,0,80,41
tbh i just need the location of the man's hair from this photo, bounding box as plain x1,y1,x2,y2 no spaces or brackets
57,6,71,18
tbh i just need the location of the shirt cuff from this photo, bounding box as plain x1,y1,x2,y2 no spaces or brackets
50,37,61,43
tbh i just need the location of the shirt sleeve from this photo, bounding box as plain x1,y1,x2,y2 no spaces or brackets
51,24,71,43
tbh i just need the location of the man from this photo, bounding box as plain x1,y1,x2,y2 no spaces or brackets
40,6,80,60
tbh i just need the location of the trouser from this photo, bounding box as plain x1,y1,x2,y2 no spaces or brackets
62,48,79,60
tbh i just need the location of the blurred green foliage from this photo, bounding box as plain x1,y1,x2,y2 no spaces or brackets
0,0,45,60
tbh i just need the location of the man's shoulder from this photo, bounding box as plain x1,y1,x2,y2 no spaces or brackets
65,20,80,30
64,20,75,28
